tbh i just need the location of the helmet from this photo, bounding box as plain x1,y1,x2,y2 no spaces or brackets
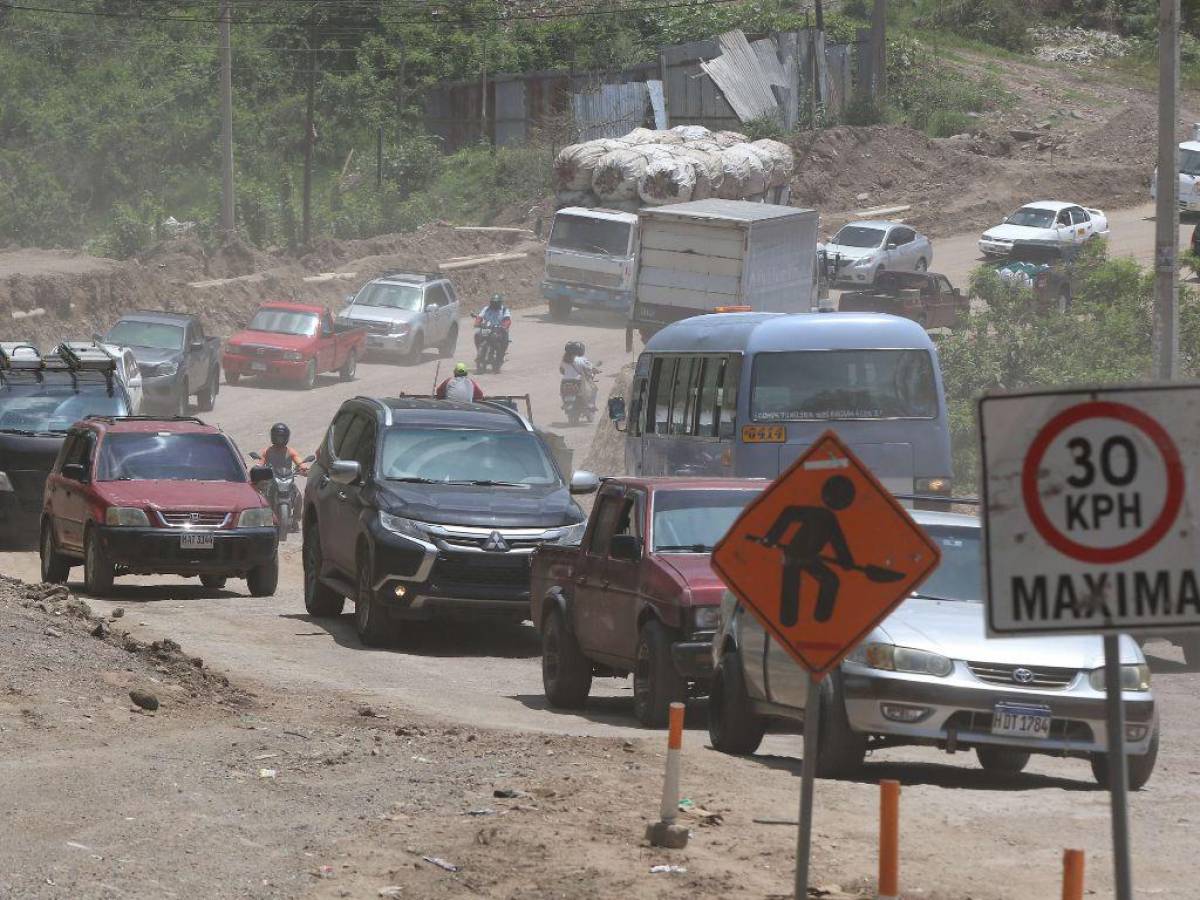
270,422,290,447
565,340,585,357
489,293,504,308
454,362,469,377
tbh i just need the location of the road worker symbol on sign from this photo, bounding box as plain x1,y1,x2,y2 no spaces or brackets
713,431,941,676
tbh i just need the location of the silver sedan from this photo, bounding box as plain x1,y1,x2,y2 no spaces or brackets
708,511,1159,788
819,220,933,287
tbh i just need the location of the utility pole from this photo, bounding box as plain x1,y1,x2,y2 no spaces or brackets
1154,0,1181,381
814,0,824,32
870,0,887,100
218,0,235,237
302,35,316,248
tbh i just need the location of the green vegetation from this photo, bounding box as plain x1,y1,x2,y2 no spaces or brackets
940,243,1200,490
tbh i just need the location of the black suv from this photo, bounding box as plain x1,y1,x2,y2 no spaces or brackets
0,343,132,546
301,396,597,645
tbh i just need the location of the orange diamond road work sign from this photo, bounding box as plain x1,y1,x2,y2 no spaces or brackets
712,430,942,678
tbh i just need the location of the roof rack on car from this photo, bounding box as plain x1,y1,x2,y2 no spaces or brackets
2,341,120,375
0,342,42,370
376,271,439,282
84,415,207,425
55,341,120,373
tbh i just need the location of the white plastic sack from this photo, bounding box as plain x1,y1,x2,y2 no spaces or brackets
553,139,628,192
623,127,684,146
638,156,697,206
712,130,749,148
669,146,724,200
669,124,713,143
716,144,768,198
591,144,675,202
748,139,795,189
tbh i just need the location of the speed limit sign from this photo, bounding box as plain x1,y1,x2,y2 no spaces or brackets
981,385,1200,636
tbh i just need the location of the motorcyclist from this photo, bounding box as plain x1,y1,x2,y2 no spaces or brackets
436,362,484,402
474,293,512,353
258,422,309,476
560,340,598,410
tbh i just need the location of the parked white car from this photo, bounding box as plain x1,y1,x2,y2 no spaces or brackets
978,201,1109,258
820,220,932,287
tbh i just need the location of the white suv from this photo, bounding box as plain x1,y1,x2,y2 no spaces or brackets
337,273,460,363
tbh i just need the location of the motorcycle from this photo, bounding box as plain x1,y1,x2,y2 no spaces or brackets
560,362,600,426
249,452,315,541
475,323,508,374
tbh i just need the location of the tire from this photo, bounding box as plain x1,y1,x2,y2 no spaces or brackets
438,325,459,358
405,333,424,366
549,297,571,321
566,407,580,426
302,522,344,617
339,351,357,382
246,553,279,597
708,649,767,755
301,360,317,390
200,574,227,591
633,619,687,727
976,747,1030,774
814,672,868,779
225,370,241,386
174,380,189,416
83,528,115,597
277,503,290,542
354,549,391,647
1091,727,1159,791
541,607,591,708
872,265,885,286
196,368,218,412
914,257,928,272
40,521,70,584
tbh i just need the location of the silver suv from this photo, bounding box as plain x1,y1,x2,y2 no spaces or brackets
337,273,460,363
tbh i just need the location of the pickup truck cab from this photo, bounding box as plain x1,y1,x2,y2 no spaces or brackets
39,416,279,597
104,311,222,414
222,302,366,389
530,477,763,726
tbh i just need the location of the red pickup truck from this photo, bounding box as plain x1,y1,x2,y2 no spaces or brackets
530,477,763,726
222,302,366,389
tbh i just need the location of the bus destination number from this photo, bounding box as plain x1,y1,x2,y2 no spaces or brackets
742,424,786,443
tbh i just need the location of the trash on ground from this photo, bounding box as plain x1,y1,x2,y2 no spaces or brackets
258,768,277,779
650,864,687,874
422,856,460,873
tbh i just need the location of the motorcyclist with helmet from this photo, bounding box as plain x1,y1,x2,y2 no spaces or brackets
435,362,485,402
258,422,309,476
560,340,599,419
474,293,512,369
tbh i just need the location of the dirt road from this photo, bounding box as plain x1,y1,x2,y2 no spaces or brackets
3,218,1200,898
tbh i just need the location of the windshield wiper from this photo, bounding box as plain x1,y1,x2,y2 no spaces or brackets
453,479,527,487
655,543,713,552
387,476,441,484
0,427,65,436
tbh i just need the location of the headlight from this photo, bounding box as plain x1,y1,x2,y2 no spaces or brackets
389,325,412,337
691,606,721,631
283,351,304,361
105,507,150,527
915,477,951,496
0,471,12,492
852,642,954,677
852,255,877,268
1089,664,1151,692
379,511,427,540
151,361,179,376
557,520,588,545
237,507,275,528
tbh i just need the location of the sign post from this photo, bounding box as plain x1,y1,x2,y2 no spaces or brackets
713,431,941,898
981,385,1200,900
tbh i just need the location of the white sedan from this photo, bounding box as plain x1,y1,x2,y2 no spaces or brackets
820,220,933,287
979,201,1108,258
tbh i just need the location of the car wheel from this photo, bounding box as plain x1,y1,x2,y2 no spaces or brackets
976,747,1030,774
1091,727,1159,791
633,619,687,727
196,368,218,412
708,648,767,755
541,607,591,708
301,360,317,390
405,333,424,366
354,550,390,646
914,257,928,272
40,521,70,584
246,553,279,597
175,380,189,416
1182,636,1200,668
83,528,115,597
549,297,571,321
815,672,868,778
225,370,240,386
303,523,344,617
872,265,885,285
339,351,357,382
566,408,580,426
200,574,227,591
439,325,459,358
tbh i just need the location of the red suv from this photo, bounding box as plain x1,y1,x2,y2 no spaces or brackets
39,416,279,597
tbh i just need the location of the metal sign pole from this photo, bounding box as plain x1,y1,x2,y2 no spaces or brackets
1102,633,1134,900
795,675,822,899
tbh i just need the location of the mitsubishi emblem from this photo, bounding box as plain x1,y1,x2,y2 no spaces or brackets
482,531,509,552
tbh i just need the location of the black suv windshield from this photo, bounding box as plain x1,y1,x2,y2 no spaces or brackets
380,427,560,486
0,378,127,433
96,433,245,482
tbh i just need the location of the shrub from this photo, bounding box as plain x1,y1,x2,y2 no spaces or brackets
925,109,971,137
742,114,788,141
914,0,1033,51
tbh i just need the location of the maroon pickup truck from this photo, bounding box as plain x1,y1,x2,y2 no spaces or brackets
530,477,763,726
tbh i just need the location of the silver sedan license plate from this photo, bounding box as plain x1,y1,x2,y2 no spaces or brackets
992,702,1051,739
181,533,215,551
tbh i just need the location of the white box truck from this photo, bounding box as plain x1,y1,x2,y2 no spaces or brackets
626,199,818,345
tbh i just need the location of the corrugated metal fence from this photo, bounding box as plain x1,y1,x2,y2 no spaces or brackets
424,29,857,152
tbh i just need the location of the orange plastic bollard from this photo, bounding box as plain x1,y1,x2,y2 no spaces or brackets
1062,849,1085,900
878,780,900,900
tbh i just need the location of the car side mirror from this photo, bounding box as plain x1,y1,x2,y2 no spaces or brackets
249,451,262,460
886,242,898,250
329,459,361,485
345,294,355,303
250,465,273,484
609,534,642,562
302,454,316,464
569,470,599,495
190,340,204,351
61,463,87,482
426,303,439,312
607,396,626,423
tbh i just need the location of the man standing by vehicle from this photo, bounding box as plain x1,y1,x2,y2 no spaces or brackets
436,363,484,402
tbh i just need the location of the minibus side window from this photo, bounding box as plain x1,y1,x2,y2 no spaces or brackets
670,358,697,435
719,355,741,439
696,357,722,438
650,357,676,435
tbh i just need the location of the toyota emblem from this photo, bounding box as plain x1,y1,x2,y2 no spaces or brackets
1012,667,1035,685
482,531,509,552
